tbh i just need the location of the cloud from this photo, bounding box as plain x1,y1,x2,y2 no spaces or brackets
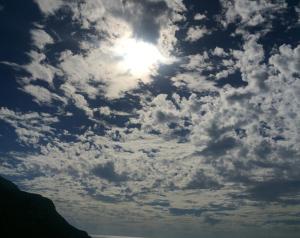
3,0,185,108
185,26,209,42
169,208,204,216
1,0,300,236
203,216,221,225
30,29,54,50
212,47,227,57
200,137,238,157
194,13,206,21
60,83,93,116
120,0,170,43
185,170,221,190
181,52,210,71
30,1,183,99
267,220,300,227
220,0,287,27
171,72,216,91
23,51,59,85
57,44,155,99
34,0,64,15
169,203,236,218
232,35,266,91
269,44,300,79
22,85,65,106
246,180,300,203
92,162,128,183
0,108,59,147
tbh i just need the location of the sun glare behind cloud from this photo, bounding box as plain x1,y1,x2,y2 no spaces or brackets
115,38,166,77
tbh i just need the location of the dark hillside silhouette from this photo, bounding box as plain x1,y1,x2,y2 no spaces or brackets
0,176,91,238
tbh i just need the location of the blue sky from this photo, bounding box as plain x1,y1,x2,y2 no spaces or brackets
0,0,300,237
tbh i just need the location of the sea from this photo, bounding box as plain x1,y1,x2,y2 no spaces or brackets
91,235,144,238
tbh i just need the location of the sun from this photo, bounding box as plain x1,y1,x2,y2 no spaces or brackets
114,38,166,77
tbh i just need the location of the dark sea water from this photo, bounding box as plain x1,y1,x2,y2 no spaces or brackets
91,235,144,238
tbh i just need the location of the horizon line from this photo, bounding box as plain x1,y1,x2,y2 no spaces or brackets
91,234,145,238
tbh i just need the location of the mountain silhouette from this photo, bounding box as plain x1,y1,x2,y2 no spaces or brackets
0,175,91,238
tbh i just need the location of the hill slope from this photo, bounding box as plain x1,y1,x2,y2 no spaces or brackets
0,175,91,238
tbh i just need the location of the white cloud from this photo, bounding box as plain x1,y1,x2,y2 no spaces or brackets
97,106,132,117
31,29,54,50
8,0,185,104
2,1,300,235
23,51,59,85
23,85,65,106
71,0,106,29
171,72,215,92
163,0,186,12
232,35,266,91
98,106,112,116
194,13,206,21
221,0,287,27
60,83,93,117
58,43,155,99
135,94,182,136
269,44,300,79
214,68,236,80
185,26,209,42
181,52,211,72
34,0,64,15
1,51,58,86
0,108,59,147
212,47,227,57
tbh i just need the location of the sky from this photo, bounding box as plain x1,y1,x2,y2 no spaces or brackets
0,0,300,237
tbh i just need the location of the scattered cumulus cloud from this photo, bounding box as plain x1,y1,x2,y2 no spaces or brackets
194,13,206,21
34,0,64,15
1,0,300,237
30,29,54,50
185,26,210,42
